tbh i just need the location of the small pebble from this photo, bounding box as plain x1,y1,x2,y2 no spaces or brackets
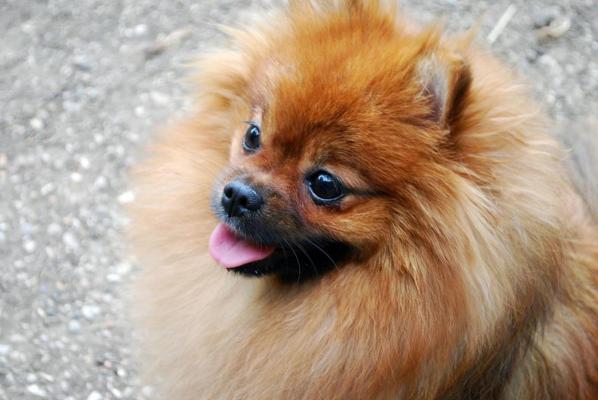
117,191,135,204
39,373,54,382
116,262,132,275
110,387,123,398
73,55,92,72
23,240,37,253
150,91,169,105
134,24,149,36
87,391,103,400
70,172,83,183
80,156,91,169
532,6,561,28
143,27,192,59
94,175,108,189
40,183,55,196
68,320,81,333
62,232,80,250
536,15,571,39
0,343,11,355
26,384,47,397
81,304,101,320
30,118,44,131
47,223,62,235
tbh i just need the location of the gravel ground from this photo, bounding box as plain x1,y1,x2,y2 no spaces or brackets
1,0,596,399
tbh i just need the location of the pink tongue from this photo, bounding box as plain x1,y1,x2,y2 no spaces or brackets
209,223,275,269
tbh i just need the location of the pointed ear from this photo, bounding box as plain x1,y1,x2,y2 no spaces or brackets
417,53,472,129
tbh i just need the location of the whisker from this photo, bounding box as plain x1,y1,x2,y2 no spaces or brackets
282,237,302,283
293,240,319,279
304,237,340,272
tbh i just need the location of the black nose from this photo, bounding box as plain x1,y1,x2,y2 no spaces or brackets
221,181,264,217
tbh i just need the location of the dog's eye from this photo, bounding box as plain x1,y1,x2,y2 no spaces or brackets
306,170,345,204
243,123,261,153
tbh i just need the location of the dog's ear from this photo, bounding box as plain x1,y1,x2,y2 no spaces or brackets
417,53,472,129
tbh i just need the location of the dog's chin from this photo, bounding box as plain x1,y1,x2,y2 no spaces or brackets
220,223,355,283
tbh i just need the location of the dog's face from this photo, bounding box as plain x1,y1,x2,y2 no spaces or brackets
208,13,469,281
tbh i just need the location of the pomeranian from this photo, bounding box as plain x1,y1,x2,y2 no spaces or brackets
131,1,598,398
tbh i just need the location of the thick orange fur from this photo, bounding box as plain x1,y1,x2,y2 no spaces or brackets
131,1,598,398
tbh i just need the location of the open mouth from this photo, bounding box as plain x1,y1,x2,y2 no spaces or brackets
209,223,353,282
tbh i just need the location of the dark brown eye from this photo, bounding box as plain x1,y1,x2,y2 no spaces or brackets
243,123,261,152
306,170,345,205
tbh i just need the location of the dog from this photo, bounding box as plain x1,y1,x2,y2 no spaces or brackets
130,1,598,398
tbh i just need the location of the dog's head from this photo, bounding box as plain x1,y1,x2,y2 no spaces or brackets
207,2,471,281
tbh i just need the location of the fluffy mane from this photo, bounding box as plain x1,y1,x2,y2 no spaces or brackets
131,2,598,399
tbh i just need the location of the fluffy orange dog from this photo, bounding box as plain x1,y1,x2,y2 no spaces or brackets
131,1,598,398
